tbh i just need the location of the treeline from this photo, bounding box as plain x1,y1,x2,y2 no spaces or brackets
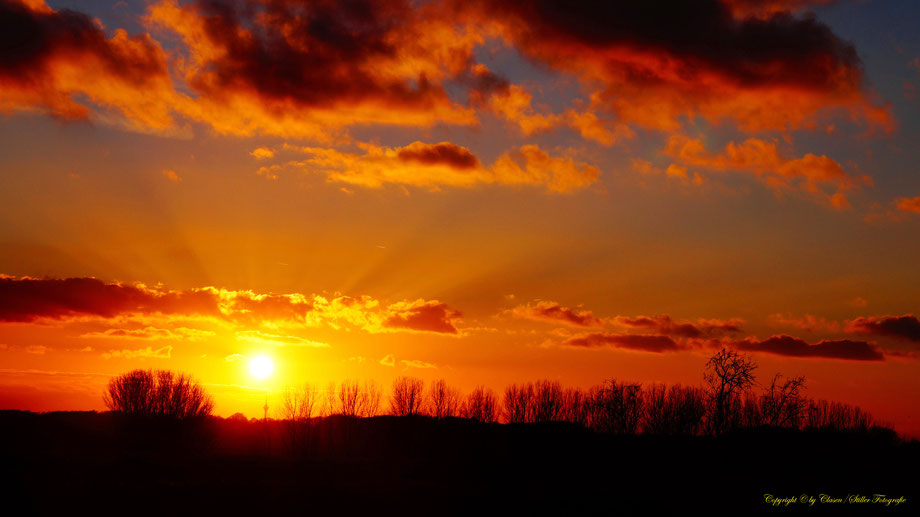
276,375,880,436
104,349,891,447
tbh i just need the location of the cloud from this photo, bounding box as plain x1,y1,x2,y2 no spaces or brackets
382,299,461,334
259,142,600,193
145,0,483,140
733,335,883,361
250,147,275,160
462,0,889,133
26,345,48,355
721,0,835,19
161,169,181,182
613,315,743,337
895,197,920,214
0,0,175,131
508,301,603,327
562,333,683,353
846,315,920,343
766,313,841,332
102,345,173,359
80,326,214,340
400,359,437,369
0,274,461,335
225,353,247,362
486,85,634,146
235,330,329,347
663,135,869,207
380,354,396,367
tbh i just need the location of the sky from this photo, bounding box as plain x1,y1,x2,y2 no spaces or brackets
1,0,919,435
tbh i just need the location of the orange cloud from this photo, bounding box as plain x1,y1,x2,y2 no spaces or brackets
487,86,634,146
0,274,462,335
463,0,891,132
102,345,173,360
0,0,176,131
508,301,603,327
144,0,485,140
261,142,600,193
664,135,868,207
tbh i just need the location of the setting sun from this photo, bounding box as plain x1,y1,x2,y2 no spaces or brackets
249,356,274,380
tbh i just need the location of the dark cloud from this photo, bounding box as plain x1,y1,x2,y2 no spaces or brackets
733,334,884,361
846,315,920,343
615,314,742,338
0,0,171,123
396,142,480,169
0,275,219,322
464,0,889,131
563,333,682,353
382,300,461,334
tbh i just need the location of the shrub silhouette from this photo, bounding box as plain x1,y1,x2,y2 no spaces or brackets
104,369,213,419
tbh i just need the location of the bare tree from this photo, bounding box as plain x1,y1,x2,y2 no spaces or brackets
337,379,363,417
503,383,534,423
561,387,588,426
280,383,319,455
761,374,807,428
587,379,643,434
806,399,873,432
390,376,425,416
463,385,498,423
532,380,565,423
426,379,462,419
104,369,213,419
643,384,707,436
360,380,382,417
704,348,757,435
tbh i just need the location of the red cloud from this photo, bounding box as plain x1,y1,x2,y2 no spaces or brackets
509,301,603,327
846,315,920,343
563,333,682,353
397,142,480,169
614,314,742,337
895,197,920,214
732,334,884,361
0,275,220,322
382,299,461,335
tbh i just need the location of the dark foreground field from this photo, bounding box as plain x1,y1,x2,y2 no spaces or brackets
1,410,916,516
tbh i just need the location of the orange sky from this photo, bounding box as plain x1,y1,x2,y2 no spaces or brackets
1,0,919,437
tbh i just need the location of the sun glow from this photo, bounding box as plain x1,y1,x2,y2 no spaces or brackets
249,355,274,380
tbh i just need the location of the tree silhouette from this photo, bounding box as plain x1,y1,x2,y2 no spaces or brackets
463,385,498,423
762,374,807,428
587,379,643,434
503,383,534,423
704,348,757,434
426,379,461,419
390,376,425,416
643,384,707,436
104,369,213,419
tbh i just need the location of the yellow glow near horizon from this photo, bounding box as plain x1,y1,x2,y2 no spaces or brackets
249,355,274,380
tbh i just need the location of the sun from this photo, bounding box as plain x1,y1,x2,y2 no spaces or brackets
249,355,274,380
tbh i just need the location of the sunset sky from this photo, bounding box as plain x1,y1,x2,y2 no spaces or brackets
1,0,919,435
